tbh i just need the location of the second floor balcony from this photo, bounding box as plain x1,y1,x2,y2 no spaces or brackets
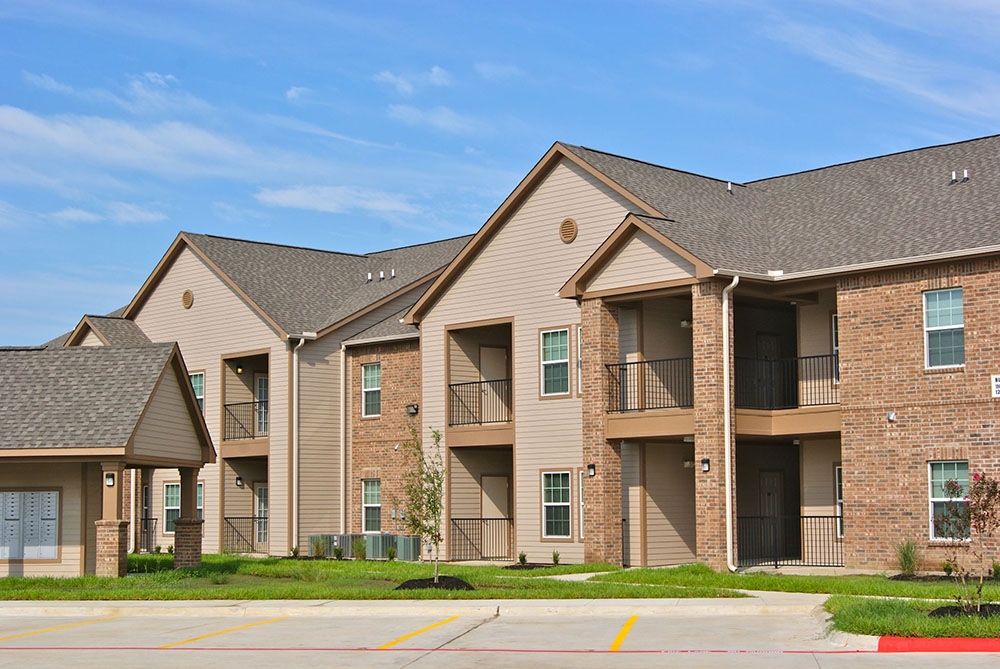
224,400,269,441
449,379,512,426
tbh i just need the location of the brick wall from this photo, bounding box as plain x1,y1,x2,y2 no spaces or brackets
839,258,1000,569
95,520,128,577
348,339,421,535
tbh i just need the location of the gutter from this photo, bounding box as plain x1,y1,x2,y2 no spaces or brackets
722,275,739,573
289,332,317,552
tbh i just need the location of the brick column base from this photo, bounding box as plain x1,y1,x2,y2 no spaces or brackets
95,519,129,577
172,518,204,569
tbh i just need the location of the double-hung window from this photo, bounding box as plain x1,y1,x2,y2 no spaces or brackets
189,372,205,412
362,479,381,533
924,288,964,368
362,363,381,417
542,472,571,538
164,482,203,533
541,329,569,396
929,461,969,540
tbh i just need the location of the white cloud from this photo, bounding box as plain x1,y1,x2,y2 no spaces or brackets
255,185,417,215
427,65,451,86
474,63,524,81
286,86,312,102
51,207,103,223
21,71,75,95
22,70,211,115
387,104,481,135
374,71,414,95
107,202,167,223
373,66,452,95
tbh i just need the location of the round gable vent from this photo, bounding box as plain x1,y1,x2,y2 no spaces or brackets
559,218,578,244
181,289,194,309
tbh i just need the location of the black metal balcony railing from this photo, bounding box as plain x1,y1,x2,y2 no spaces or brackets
605,357,694,413
224,400,268,441
448,379,512,426
735,354,839,410
737,515,843,567
450,518,514,560
138,517,157,553
223,516,268,554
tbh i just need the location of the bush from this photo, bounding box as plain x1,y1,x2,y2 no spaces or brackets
518,551,527,566
167,545,174,556
552,551,560,566
352,537,367,561
386,546,397,562
310,536,326,559
154,545,162,554
894,539,920,577
332,546,344,560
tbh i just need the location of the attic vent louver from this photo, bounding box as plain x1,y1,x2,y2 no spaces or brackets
559,218,578,244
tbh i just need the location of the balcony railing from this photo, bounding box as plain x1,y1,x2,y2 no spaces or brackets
735,354,839,410
605,357,694,413
448,379,512,426
737,515,843,567
223,516,268,554
224,400,268,441
450,517,514,560
138,517,157,553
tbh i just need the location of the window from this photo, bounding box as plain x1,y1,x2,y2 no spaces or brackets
189,372,204,412
362,363,381,417
831,314,840,384
930,461,969,540
579,470,585,539
362,479,381,533
0,491,59,560
164,482,203,533
924,288,964,368
835,466,844,538
542,472,571,538
541,329,569,396
577,326,583,395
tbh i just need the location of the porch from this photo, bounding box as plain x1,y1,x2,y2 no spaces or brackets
447,445,514,561
222,353,269,442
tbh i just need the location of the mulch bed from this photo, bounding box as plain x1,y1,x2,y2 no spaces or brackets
929,603,1000,618
502,563,550,571
395,575,474,591
888,574,952,582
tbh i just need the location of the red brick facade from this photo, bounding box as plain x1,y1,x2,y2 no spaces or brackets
172,518,204,568
348,339,421,535
95,519,129,577
839,259,1000,569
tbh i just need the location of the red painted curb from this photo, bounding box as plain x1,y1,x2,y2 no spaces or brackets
879,637,1000,653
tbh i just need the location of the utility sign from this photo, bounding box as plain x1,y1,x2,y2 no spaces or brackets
992,375,1000,398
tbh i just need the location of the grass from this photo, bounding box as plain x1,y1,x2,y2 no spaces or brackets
0,555,743,601
826,595,1000,638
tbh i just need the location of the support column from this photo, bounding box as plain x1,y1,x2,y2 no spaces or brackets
581,298,623,565
96,462,128,577
173,467,203,569
692,280,735,571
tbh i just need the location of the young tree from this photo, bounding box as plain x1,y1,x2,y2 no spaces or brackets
399,426,445,583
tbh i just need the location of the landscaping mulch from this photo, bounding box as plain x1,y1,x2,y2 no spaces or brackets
888,574,951,582
929,603,1000,618
502,563,551,571
395,576,474,591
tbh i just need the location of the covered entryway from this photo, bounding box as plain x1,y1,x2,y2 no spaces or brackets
448,446,513,560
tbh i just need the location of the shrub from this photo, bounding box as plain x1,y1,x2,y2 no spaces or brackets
942,560,954,577
167,545,174,555
894,539,920,577
310,536,327,559
332,546,344,560
993,560,1000,581
518,551,527,566
386,546,397,562
154,545,162,554
552,551,560,566
289,545,299,558
352,537,367,561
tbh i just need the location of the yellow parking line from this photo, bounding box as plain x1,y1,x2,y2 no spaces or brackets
158,616,288,649
0,616,117,642
609,615,637,651
378,615,460,649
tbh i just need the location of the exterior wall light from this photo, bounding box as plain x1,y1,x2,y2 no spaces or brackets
586,463,596,477
235,476,244,488
701,458,711,473
683,459,695,469
405,403,419,416
105,472,115,487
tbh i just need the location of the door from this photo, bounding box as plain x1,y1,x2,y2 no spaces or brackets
255,485,269,549
480,475,510,559
479,347,508,423
759,470,784,559
255,374,269,436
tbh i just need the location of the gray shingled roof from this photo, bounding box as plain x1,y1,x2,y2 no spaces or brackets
184,233,472,334
563,135,1000,275
344,308,417,344
84,316,151,346
0,344,176,450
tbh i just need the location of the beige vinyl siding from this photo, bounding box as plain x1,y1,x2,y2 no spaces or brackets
642,297,693,360
79,330,104,347
131,371,206,462
618,307,639,364
587,230,696,293
801,438,841,516
133,245,287,555
644,442,696,566
797,289,837,357
621,441,641,566
84,463,100,575
223,460,267,516
0,463,87,577
449,447,512,518
421,158,634,563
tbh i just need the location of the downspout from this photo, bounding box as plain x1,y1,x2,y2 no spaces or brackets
339,343,347,534
722,275,740,572
290,333,316,552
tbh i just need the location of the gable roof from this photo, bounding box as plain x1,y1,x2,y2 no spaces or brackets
125,232,472,338
0,343,212,462
66,315,152,347
343,308,417,346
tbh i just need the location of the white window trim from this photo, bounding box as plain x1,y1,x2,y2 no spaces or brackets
541,329,570,397
835,466,843,538
831,314,840,385
928,460,969,541
361,362,381,418
923,288,964,369
577,326,583,395
189,372,205,412
362,479,381,533
542,471,572,539
163,482,203,535
578,470,585,539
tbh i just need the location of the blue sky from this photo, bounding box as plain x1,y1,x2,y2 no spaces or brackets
2,1,999,345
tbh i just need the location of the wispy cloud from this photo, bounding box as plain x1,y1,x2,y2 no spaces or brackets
387,104,481,135
255,185,417,215
107,202,167,223
285,86,312,103
51,207,102,223
374,71,414,95
22,71,212,115
474,62,524,81
373,66,452,95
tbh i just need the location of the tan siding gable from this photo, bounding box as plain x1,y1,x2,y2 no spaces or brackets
587,230,696,294
132,370,205,463
79,330,104,347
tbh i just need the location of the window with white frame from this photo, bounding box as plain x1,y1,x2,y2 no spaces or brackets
577,326,583,395
924,288,964,368
542,472,571,538
362,363,381,417
164,482,203,533
0,491,59,560
189,372,204,412
929,461,969,540
831,314,840,384
578,470,585,539
362,479,381,532
541,329,569,396
835,466,844,538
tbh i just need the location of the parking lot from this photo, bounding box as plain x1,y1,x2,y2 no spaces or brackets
1,598,998,668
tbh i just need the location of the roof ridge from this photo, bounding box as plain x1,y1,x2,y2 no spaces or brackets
184,232,368,258
563,142,746,188
367,233,474,256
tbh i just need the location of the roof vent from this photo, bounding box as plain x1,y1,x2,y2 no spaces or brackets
366,272,372,282
391,268,396,279
559,218,578,244
963,169,969,182
379,270,385,281
767,269,784,277
952,170,957,183
727,182,732,194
